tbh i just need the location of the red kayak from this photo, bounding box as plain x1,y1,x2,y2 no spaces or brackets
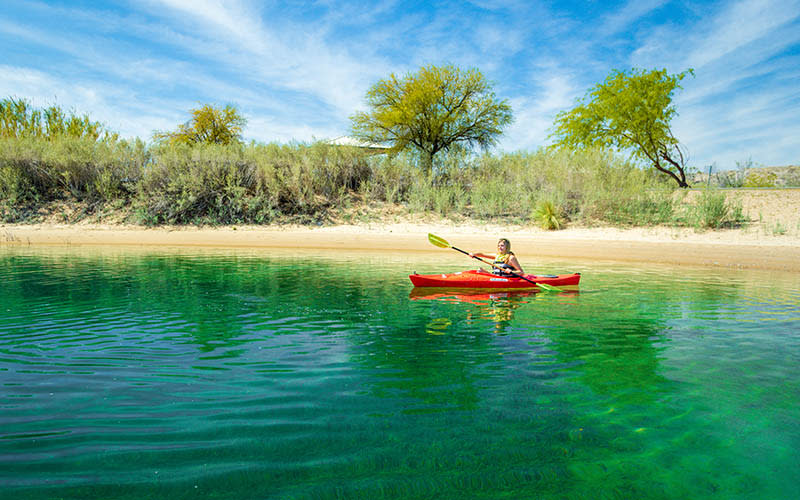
409,270,580,289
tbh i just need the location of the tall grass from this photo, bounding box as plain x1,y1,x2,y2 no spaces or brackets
682,190,746,229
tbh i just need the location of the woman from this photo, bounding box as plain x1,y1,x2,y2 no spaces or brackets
470,238,523,275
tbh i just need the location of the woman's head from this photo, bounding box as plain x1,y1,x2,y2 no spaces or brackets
497,238,511,253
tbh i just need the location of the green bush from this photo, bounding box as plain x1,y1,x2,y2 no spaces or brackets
743,170,777,188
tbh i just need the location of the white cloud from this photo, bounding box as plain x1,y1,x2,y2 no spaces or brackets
0,65,57,102
0,64,172,139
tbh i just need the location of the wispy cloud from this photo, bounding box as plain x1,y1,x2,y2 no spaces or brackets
597,0,669,37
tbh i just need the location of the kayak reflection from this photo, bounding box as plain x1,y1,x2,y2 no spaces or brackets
408,287,579,303
409,287,579,334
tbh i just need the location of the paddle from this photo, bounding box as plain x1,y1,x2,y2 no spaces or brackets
427,233,563,292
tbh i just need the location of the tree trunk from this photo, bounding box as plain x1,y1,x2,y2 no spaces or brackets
420,151,435,175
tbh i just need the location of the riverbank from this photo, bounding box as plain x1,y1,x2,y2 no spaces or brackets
3,222,799,272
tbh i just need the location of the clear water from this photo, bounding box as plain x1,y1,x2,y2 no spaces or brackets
1,247,798,499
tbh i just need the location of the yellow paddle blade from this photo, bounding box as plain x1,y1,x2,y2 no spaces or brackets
537,283,563,293
427,233,451,249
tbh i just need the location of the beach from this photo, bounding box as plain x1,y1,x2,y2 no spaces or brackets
3,221,800,272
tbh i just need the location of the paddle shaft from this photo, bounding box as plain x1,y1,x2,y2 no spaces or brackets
450,245,540,286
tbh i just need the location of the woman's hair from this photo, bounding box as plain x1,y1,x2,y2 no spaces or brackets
498,238,512,253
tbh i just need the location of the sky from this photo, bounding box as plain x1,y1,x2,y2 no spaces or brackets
2,0,798,170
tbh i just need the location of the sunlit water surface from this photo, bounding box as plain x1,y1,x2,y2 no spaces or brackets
1,247,798,499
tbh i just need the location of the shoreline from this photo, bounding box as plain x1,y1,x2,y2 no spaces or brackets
3,222,800,273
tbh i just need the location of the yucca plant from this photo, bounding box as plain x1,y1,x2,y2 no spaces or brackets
532,199,562,230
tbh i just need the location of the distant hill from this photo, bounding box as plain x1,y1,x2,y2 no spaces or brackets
692,165,800,188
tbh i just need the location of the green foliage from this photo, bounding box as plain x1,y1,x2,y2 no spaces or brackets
153,104,247,146
469,177,523,218
357,151,417,203
351,64,513,173
726,158,755,187
551,68,693,187
0,97,112,141
531,200,562,230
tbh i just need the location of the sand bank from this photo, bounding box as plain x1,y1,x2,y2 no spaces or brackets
3,222,800,273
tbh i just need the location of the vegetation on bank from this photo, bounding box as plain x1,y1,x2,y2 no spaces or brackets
0,132,749,230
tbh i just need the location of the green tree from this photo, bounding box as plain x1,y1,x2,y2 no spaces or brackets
350,64,513,173
551,68,694,187
154,104,247,145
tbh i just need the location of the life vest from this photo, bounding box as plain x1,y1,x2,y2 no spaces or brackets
492,252,514,274
493,252,513,266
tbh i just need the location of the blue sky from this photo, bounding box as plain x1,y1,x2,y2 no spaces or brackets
2,0,798,170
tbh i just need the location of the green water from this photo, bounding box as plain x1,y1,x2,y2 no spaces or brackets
1,247,798,499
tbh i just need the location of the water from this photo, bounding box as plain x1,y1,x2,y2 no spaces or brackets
1,247,798,499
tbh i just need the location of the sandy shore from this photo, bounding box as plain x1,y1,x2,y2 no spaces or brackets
3,222,800,273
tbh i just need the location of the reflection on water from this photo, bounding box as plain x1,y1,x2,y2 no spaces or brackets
409,288,574,334
1,247,799,499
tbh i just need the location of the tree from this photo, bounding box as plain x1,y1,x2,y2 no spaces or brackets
551,68,694,187
154,104,246,145
350,64,513,173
